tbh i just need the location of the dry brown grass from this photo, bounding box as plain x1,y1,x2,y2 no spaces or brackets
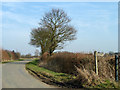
98,56,115,80
70,66,103,87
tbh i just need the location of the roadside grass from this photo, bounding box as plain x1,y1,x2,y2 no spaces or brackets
25,59,76,83
2,59,24,64
25,59,119,88
91,80,118,88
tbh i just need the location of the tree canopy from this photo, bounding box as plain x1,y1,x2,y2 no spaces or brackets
30,9,77,55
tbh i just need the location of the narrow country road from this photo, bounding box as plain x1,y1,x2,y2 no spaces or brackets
2,60,56,88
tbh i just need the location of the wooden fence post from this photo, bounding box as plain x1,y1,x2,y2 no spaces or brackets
115,54,119,82
118,54,120,81
94,51,98,75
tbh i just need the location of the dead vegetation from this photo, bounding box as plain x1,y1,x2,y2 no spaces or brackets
38,51,116,87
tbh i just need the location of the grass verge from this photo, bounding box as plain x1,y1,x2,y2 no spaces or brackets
25,59,120,88
2,59,24,64
25,59,79,88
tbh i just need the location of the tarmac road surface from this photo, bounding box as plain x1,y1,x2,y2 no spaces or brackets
2,60,56,88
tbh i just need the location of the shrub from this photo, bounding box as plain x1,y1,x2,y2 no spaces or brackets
14,52,20,60
39,52,94,75
39,51,116,86
6,50,12,60
2,49,21,61
2,50,10,61
40,52,50,61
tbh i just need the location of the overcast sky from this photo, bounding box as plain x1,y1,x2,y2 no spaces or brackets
2,2,118,55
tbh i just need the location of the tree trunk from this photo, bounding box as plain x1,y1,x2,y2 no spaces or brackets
49,50,52,56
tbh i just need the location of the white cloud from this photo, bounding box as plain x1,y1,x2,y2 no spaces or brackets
2,11,39,28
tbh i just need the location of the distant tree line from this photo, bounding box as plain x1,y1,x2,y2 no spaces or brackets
21,49,40,58
21,54,32,58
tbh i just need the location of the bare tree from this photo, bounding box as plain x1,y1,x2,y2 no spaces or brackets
30,9,77,55
35,49,39,57
30,28,51,54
